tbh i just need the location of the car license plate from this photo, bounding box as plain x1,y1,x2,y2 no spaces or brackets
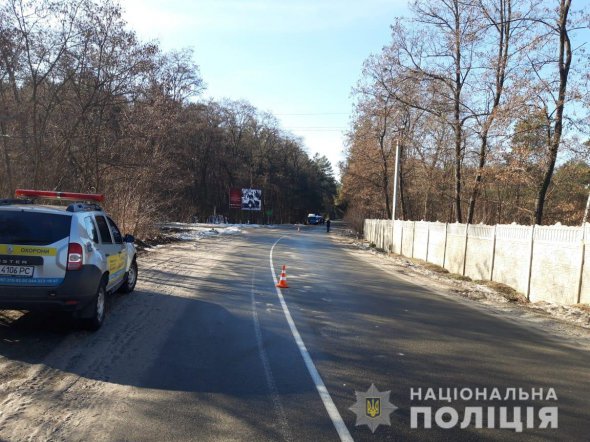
0,265,34,277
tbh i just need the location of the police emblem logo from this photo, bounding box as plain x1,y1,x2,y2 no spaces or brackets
7,246,13,254
366,398,380,418
349,384,397,433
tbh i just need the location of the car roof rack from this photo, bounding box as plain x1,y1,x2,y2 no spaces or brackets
66,202,103,212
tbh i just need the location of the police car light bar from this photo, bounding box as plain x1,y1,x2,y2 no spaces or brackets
15,189,105,202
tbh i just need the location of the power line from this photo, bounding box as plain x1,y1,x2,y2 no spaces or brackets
275,112,349,116
285,127,347,129
285,129,346,132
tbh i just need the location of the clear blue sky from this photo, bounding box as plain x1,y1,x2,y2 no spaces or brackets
122,0,412,179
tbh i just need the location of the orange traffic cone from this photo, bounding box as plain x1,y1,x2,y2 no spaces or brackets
276,265,289,288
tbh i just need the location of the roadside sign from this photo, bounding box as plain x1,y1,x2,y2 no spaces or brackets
242,188,262,211
229,188,241,209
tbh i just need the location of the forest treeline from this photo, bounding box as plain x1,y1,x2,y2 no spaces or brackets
340,0,590,232
0,0,337,234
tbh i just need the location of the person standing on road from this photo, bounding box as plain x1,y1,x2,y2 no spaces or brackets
326,219,331,233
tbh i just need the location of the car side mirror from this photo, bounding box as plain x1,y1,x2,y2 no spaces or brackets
124,234,135,243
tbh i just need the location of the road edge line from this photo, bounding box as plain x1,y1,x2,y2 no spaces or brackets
270,237,353,442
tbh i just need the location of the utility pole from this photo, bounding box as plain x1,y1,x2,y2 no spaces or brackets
391,140,400,251
583,184,590,225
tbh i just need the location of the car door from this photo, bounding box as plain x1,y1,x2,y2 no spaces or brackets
107,216,128,284
94,215,126,291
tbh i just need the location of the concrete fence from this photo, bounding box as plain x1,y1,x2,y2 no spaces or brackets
364,219,590,305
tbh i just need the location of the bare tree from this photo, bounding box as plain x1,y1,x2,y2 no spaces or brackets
381,0,483,222
529,0,579,224
466,0,520,223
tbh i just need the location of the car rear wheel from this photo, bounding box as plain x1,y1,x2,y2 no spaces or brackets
119,259,137,293
81,281,106,331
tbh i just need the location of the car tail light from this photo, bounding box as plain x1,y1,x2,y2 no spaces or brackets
67,243,83,271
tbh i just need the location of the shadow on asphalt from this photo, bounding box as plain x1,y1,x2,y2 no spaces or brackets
0,288,314,396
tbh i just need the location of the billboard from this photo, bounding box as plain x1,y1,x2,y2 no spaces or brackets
241,188,262,211
229,188,242,209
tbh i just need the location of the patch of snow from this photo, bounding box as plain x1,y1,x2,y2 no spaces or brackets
143,245,164,252
220,226,243,235
170,225,247,241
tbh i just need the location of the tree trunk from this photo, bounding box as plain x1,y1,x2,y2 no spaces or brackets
467,0,511,224
398,142,407,220
467,135,487,223
453,1,463,223
0,122,13,193
534,0,572,225
383,167,391,219
453,121,463,223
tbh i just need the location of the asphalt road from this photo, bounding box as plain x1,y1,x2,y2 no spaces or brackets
0,224,589,441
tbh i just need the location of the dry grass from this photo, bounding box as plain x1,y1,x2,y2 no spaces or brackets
448,274,472,282
478,281,528,303
135,234,182,253
412,259,449,274
575,304,590,312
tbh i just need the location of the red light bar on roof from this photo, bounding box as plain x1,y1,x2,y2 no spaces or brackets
15,189,104,202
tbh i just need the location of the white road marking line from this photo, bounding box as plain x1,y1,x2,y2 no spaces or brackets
250,268,292,442
270,237,353,442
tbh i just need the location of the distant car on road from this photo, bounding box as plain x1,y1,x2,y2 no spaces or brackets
0,189,137,330
307,214,324,225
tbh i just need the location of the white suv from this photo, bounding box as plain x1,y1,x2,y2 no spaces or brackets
0,189,137,330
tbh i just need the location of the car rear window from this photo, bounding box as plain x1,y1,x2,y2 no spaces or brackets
0,210,71,245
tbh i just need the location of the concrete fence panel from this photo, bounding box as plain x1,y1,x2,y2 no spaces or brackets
376,220,387,250
529,225,583,304
363,218,590,305
445,223,467,275
465,225,495,281
413,222,429,261
382,220,393,251
365,219,393,252
393,220,403,254
371,220,379,248
427,222,447,267
401,221,415,257
366,220,375,246
493,225,532,295
376,220,385,250
580,224,590,304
